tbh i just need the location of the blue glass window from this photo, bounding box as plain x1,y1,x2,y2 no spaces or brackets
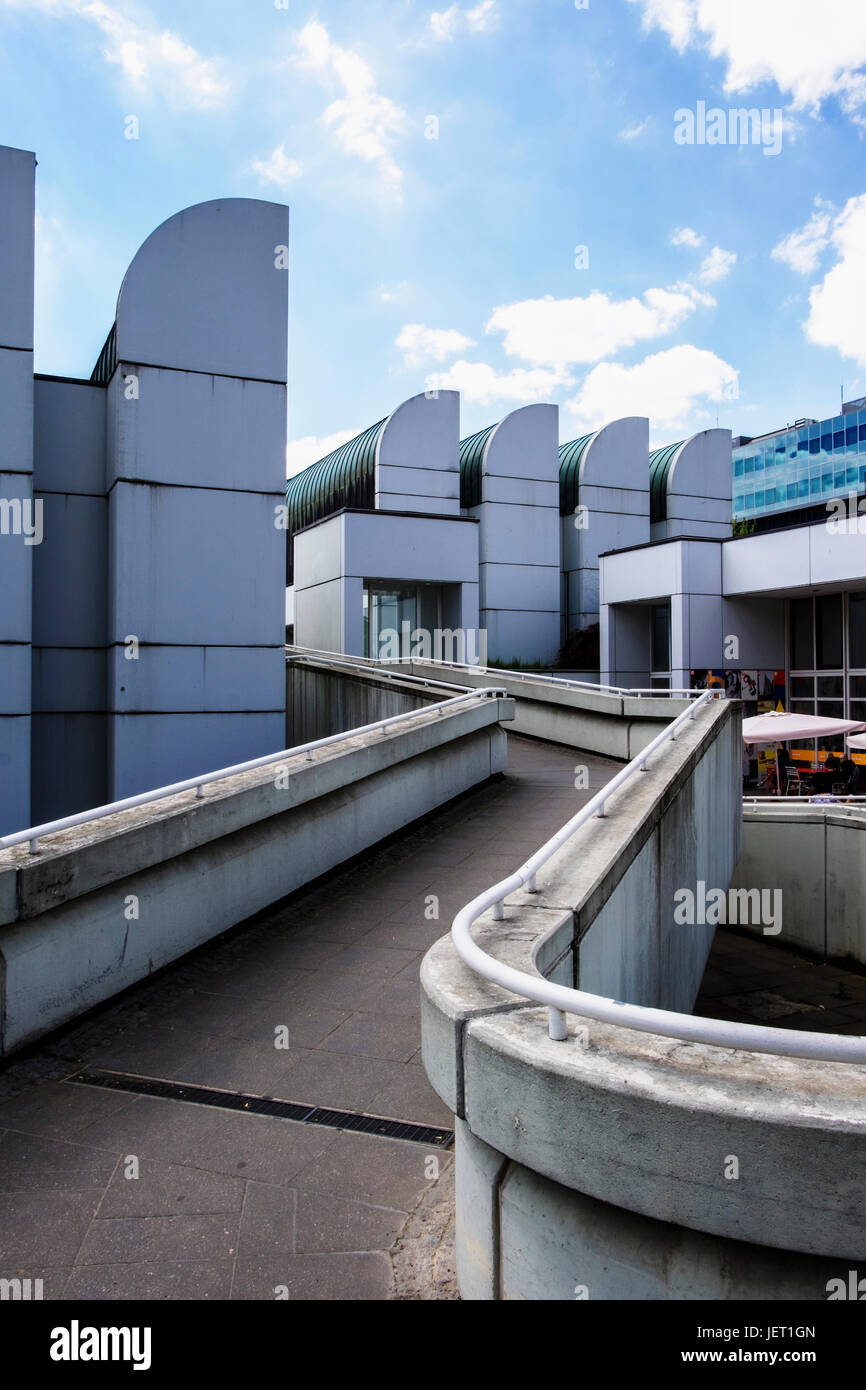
835,470,846,488
810,436,820,454
809,476,820,494
787,483,797,499
745,493,755,508
745,457,754,474
834,430,845,449
823,472,833,491
734,458,744,476
846,425,857,446
821,432,833,452
798,477,809,497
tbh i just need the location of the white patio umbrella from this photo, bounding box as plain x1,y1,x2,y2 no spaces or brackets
742,711,866,796
847,733,866,750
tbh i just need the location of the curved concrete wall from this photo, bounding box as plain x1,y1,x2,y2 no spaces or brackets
561,416,650,633
420,702,866,1298
469,404,561,665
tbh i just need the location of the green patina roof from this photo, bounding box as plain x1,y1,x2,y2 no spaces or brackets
459,425,496,509
285,418,387,537
558,434,594,516
649,440,684,524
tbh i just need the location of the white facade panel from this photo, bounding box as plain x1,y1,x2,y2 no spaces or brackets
106,367,286,493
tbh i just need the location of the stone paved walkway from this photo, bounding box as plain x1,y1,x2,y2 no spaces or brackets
0,734,614,1301
696,926,866,1035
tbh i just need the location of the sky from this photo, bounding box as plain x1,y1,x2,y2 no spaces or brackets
1,0,865,473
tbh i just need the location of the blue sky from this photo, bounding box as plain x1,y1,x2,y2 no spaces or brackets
1,0,864,469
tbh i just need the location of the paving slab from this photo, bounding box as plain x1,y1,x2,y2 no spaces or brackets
0,733,614,1299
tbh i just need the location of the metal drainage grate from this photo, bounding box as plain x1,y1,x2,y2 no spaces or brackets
70,1069,454,1148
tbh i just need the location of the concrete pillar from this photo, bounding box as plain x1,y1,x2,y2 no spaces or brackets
470,404,561,665
105,198,289,797
0,146,35,834
561,417,650,633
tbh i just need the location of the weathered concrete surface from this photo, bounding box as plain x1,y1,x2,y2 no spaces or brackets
0,697,511,1053
732,806,866,966
287,647,690,761
419,701,866,1296
0,733,609,1300
286,659,437,747
422,699,741,1123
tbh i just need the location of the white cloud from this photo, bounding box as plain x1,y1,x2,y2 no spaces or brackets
620,117,651,140
429,2,500,42
425,360,572,406
771,202,834,275
671,226,704,248
286,428,363,478
566,343,739,435
804,194,866,368
397,323,476,366
0,0,230,107
485,283,713,370
377,282,411,303
698,245,736,283
295,19,406,190
629,0,866,123
251,144,303,189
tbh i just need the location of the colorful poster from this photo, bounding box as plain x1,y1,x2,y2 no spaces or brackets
708,670,725,690
740,669,758,700
758,670,775,701
724,670,741,698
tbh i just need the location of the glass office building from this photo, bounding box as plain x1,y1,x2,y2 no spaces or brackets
733,401,866,522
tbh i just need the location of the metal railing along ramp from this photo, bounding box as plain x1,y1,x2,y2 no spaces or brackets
0,684,507,857
450,687,866,1066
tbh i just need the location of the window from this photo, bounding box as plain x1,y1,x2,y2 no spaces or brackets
817,594,843,669
850,594,866,669
789,598,813,670
651,603,671,682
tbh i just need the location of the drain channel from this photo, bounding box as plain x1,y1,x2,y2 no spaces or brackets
70,1068,454,1148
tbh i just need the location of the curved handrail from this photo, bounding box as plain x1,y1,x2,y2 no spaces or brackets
451,688,866,1064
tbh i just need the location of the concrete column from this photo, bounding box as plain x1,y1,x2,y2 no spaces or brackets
0,146,35,834
105,198,289,797
471,404,561,665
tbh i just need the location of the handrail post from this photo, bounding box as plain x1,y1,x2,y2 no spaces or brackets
492,900,504,921
548,1007,568,1041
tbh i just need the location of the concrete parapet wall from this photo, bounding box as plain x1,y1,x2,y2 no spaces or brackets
420,703,866,1297
287,650,691,762
0,695,511,1054
733,806,866,966
286,660,435,746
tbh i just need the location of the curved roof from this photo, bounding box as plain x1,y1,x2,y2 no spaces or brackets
285,418,387,538
459,425,496,509
649,440,684,524
558,434,594,515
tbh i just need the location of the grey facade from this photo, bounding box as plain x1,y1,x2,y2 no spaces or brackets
0,144,288,835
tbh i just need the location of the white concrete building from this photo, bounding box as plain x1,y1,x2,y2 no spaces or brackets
0,143,288,835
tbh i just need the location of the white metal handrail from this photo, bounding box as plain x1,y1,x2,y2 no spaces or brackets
374,655,701,699
0,687,507,857
285,644,701,699
743,796,866,806
451,688,866,1064
285,650,472,695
